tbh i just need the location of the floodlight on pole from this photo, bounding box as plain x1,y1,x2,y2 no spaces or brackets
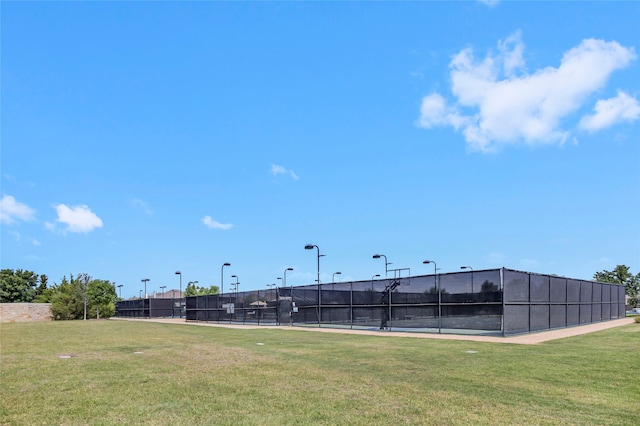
174,271,182,296
372,254,391,278
283,268,293,289
305,244,324,327
221,263,231,296
231,275,239,295
423,260,440,333
141,278,149,299
423,260,437,275
174,271,182,318
461,266,474,294
304,244,321,284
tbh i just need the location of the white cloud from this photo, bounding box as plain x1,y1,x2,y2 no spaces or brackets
54,204,103,233
271,164,299,181
498,31,525,76
579,91,640,132
0,195,36,224
418,33,638,152
132,198,153,215
478,0,500,8
202,215,233,230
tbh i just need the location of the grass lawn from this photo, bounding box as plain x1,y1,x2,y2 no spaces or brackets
1,320,639,425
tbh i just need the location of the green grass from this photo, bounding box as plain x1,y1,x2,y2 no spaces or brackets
1,320,639,425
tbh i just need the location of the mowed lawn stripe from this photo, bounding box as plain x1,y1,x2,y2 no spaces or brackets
1,320,638,425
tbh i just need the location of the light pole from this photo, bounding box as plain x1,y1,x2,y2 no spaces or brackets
230,282,237,306
461,266,474,294
174,271,182,296
304,244,322,284
283,267,293,326
371,274,380,304
332,272,342,283
141,279,149,318
423,260,439,333
141,278,149,299
117,284,123,299
174,271,182,318
283,267,293,289
231,275,239,323
423,260,437,283
231,275,239,301
221,262,231,298
160,285,166,296
372,254,391,278
305,244,323,327
267,282,278,325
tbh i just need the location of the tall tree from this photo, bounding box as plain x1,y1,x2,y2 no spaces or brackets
49,274,118,320
36,274,48,296
50,276,84,320
33,274,52,302
593,265,640,308
0,269,39,302
86,279,117,319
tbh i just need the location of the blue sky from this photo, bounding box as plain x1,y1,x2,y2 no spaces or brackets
2,1,639,298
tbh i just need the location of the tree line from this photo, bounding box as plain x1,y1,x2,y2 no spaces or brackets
0,269,118,319
593,265,639,308
184,282,219,297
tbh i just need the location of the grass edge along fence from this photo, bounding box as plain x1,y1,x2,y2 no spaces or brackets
115,267,626,336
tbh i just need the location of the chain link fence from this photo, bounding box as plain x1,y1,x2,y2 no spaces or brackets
115,268,625,336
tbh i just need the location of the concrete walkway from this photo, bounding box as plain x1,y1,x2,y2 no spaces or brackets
112,317,637,345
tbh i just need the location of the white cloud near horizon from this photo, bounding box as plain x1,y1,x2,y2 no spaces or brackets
53,204,103,233
0,195,36,224
202,215,233,230
271,164,299,180
418,32,638,152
